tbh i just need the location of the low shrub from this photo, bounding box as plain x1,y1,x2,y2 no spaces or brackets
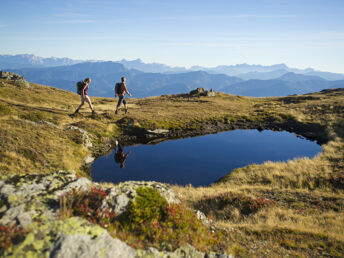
121,187,219,251
0,224,28,253
59,186,220,252
59,186,116,228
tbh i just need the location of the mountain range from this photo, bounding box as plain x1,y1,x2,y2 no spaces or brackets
1,54,344,97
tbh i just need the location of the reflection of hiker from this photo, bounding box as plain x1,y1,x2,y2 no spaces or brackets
115,77,132,114
74,78,96,114
114,142,131,168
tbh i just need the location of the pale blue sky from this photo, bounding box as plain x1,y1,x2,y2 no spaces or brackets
1,0,344,73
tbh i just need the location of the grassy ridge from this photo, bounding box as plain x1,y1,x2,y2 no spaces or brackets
1,78,344,256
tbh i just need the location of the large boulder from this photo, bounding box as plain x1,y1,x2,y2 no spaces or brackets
189,88,217,97
0,171,92,228
4,217,136,258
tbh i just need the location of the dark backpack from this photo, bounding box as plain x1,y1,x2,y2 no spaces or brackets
115,82,122,95
76,81,85,95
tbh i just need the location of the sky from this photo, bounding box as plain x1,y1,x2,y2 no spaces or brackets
1,0,344,73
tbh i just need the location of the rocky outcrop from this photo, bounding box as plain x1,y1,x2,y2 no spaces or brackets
189,88,217,97
0,171,92,229
0,71,30,88
0,171,207,257
4,217,137,258
0,171,179,228
0,171,232,257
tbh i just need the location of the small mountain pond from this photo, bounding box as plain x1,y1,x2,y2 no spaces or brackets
91,130,322,186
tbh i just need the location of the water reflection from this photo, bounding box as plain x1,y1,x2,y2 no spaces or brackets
114,142,131,169
92,130,322,186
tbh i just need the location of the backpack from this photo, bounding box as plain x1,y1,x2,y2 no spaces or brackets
76,81,85,95
115,82,122,95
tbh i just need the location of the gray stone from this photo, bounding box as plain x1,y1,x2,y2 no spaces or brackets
16,211,35,229
101,188,130,216
190,88,207,95
189,88,217,97
68,125,93,148
54,177,92,199
0,71,30,88
146,129,169,134
0,204,25,226
196,210,211,225
50,232,136,258
206,90,216,97
84,156,95,164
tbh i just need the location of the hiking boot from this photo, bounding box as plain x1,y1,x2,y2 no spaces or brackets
115,110,118,115
125,109,128,114
92,110,97,114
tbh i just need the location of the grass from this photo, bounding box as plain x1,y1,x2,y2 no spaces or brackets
1,77,344,256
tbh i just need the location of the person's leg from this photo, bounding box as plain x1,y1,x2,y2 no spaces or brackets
123,98,128,113
74,96,85,113
115,97,123,114
85,95,95,112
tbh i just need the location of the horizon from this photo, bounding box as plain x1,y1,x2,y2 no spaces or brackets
1,53,337,74
1,0,344,73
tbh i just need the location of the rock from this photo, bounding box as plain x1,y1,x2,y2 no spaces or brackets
0,171,89,227
68,125,93,148
146,129,169,134
84,156,95,164
39,120,60,129
190,88,207,95
50,231,136,258
196,210,212,225
101,181,179,217
101,188,130,216
0,71,30,88
5,217,136,258
16,211,35,229
53,177,92,200
189,88,217,97
206,90,216,97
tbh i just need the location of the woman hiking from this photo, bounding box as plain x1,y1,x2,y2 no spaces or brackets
115,77,132,114
74,78,96,114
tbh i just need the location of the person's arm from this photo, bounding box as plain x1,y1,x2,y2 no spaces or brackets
123,84,132,97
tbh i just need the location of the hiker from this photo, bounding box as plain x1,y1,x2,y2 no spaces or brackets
115,77,132,114
74,78,96,114
114,142,131,169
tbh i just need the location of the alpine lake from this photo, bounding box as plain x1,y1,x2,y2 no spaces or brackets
91,130,322,187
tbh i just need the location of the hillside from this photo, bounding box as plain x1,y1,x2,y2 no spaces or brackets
0,74,343,257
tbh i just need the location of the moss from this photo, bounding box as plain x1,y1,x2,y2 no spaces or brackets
4,217,106,257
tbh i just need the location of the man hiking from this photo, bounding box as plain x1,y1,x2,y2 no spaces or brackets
74,78,96,114
115,77,132,114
